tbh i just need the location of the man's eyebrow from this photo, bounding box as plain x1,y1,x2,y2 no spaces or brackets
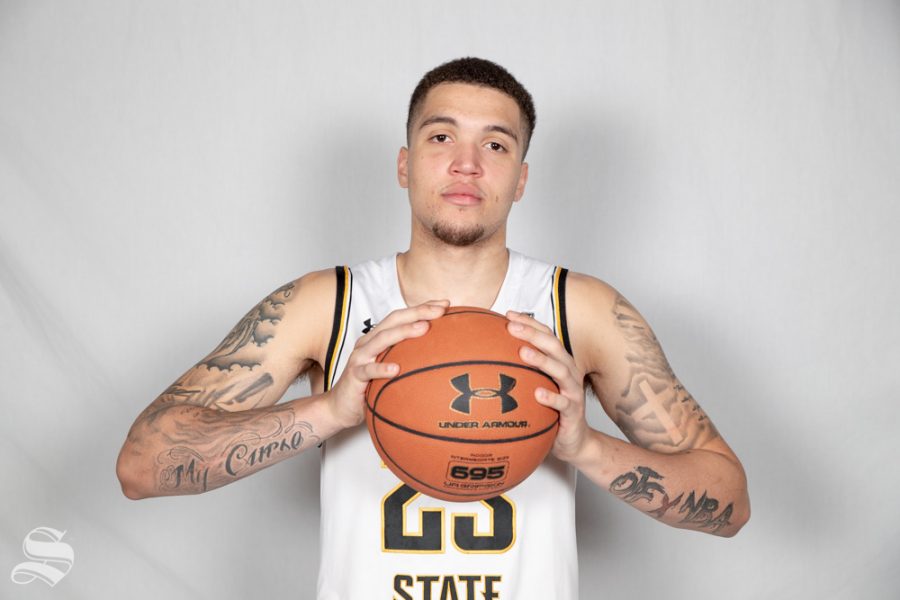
419,115,457,130
486,124,519,144
419,115,520,144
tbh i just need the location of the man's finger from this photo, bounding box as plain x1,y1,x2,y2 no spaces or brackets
506,310,553,334
356,301,448,349
519,346,582,397
354,360,400,384
534,387,569,412
508,320,574,368
357,319,432,357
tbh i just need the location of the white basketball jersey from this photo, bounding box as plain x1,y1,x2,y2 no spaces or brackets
317,250,578,600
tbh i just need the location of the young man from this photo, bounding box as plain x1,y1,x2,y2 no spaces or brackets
117,58,749,599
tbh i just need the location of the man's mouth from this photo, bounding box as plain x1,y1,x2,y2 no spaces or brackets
441,184,483,206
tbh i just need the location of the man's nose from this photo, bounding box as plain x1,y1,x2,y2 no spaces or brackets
449,143,482,177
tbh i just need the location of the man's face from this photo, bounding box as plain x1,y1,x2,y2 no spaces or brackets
398,82,529,247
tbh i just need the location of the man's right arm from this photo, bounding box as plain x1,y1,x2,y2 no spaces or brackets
116,269,338,499
116,269,449,500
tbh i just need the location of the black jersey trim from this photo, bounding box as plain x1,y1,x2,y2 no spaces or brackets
556,267,573,357
324,266,351,391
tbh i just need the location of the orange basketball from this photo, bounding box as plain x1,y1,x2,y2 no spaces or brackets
365,306,559,502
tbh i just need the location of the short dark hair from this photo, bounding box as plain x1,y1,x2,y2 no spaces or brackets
407,57,536,158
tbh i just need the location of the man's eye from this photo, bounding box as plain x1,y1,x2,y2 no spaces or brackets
431,134,450,143
487,141,506,152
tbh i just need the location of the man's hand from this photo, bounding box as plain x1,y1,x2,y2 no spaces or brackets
326,300,450,430
506,310,589,464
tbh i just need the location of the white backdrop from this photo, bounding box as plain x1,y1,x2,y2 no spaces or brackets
2,1,899,598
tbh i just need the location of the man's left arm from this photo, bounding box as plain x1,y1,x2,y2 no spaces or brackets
506,272,749,537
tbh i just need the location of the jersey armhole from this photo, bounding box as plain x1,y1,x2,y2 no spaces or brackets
323,266,352,391
552,266,573,357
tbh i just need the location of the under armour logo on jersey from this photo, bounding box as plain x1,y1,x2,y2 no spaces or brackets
10,526,74,587
450,373,518,414
362,318,377,334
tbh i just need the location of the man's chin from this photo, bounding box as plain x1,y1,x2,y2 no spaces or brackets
431,223,486,247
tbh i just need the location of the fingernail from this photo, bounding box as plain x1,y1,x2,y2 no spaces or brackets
509,322,524,332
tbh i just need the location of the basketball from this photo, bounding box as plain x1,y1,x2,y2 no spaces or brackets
365,306,559,502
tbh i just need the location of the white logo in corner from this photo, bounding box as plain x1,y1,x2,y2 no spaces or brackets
10,527,74,587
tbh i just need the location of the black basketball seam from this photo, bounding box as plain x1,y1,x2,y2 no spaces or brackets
373,359,558,402
367,404,559,445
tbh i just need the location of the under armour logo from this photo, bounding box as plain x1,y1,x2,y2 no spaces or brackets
450,373,518,414
362,318,376,334
10,526,74,587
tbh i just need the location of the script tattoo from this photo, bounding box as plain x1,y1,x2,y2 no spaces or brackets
153,405,320,493
611,295,718,451
159,447,210,492
610,466,733,534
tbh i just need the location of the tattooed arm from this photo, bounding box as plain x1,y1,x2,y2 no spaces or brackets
116,270,337,499
506,273,749,537
116,270,449,500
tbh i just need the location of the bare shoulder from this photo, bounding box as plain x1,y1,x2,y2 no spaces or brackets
272,267,339,363
561,271,621,374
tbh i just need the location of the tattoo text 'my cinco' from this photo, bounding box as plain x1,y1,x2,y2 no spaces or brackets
612,295,718,452
129,282,319,494
610,465,733,534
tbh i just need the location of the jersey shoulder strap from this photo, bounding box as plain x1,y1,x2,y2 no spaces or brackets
323,265,352,391
551,266,573,356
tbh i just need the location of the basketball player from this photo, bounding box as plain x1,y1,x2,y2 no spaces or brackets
117,58,749,599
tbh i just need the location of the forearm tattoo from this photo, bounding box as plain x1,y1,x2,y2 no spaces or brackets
124,282,314,494
611,295,718,452
154,405,320,494
610,465,734,534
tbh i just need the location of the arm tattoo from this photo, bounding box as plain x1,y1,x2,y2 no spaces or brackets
609,465,734,534
123,281,314,495
138,283,295,420
611,295,718,451
201,282,295,371
134,371,277,427
154,404,320,494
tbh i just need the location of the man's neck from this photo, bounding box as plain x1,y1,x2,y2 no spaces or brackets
396,242,510,309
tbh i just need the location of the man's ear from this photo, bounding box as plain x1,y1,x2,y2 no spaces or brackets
397,147,409,188
514,162,529,202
